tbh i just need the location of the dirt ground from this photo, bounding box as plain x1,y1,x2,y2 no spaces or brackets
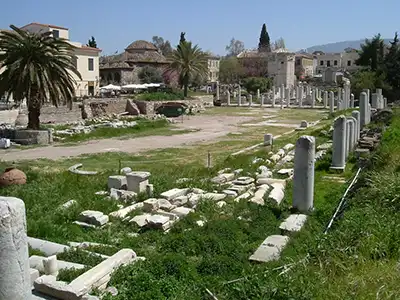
1,108,326,161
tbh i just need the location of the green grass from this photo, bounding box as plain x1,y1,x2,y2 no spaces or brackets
1,109,398,299
133,91,185,101
53,119,172,144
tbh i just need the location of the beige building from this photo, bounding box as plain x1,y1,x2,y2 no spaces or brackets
17,23,102,97
207,56,220,83
237,48,296,88
295,53,315,79
315,48,360,76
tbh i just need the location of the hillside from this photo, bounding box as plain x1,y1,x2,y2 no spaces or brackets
304,39,391,53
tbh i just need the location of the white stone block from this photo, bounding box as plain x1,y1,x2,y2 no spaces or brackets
160,188,188,200
78,210,109,226
130,214,151,227
249,235,290,263
157,199,175,211
279,214,308,232
268,186,285,205
43,255,58,276
233,177,255,185
170,195,188,207
143,198,160,212
202,193,227,201
108,175,127,190
170,207,194,217
109,202,144,219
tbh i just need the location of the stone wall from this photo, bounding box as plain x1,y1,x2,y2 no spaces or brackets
19,105,82,125
0,109,19,125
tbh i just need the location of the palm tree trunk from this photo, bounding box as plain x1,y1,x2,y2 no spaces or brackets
27,93,41,130
183,74,189,98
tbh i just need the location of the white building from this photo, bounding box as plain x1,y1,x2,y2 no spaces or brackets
207,56,220,83
314,48,360,75
10,22,101,97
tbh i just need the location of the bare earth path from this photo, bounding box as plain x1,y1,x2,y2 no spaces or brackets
1,115,254,161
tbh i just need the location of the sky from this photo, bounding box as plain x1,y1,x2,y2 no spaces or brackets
1,0,399,56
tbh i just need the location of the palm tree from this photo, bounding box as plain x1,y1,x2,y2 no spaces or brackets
0,25,81,130
166,41,208,97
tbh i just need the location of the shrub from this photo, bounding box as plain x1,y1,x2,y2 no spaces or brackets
135,91,184,101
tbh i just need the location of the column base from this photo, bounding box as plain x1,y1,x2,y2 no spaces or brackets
330,165,346,173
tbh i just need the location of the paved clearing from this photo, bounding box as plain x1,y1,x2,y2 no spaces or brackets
1,115,255,161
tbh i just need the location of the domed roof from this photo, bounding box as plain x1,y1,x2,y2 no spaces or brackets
125,40,157,51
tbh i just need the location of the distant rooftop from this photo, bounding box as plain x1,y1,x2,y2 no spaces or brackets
21,22,68,30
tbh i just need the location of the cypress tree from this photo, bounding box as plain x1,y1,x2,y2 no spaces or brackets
258,23,271,52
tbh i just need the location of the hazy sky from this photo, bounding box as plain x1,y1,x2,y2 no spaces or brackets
1,0,398,55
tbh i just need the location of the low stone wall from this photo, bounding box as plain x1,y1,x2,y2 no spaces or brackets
2,129,53,145
0,109,19,125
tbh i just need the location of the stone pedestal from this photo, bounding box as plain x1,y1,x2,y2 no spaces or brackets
359,92,369,128
331,115,347,171
0,196,31,299
264,134,273,146
292,136,315,213
126,172,151,193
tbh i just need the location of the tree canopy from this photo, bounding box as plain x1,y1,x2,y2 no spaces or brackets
225,38,245,57
152,36,173,56
0,25,81,129
138,66,163,84
258,23,271,52
219,57,244,86
242,77,272,94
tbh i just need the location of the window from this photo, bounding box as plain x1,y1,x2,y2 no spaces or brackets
347,60,351,66
327,61,331,67
52,30,59,38
320,60,324,66
88,58,94,71
334,60,338,66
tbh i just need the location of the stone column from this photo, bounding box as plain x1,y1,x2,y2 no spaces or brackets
352,110,361,142
233,91,237,99
216,81,220,101
359,92,369,128
226,91,231,106
280,88,284,109
345,119,354,158
329,91,334,114
299,87,303,108
315,87,319,100
293,136,315,213
286,87,290,108
264,133,273,146
338,101,342,111
371,93,378,108
323,91,328,108
296,86,300,104
383,97,387,108
261,95,265,107
249,94,253,107
348,116,357,150
363,88,370,104
257,89,260,100
331,115,347,170
272,86,276,108
311,89,315,108
0,196,31,299
350,93,355,108
238,86,242,106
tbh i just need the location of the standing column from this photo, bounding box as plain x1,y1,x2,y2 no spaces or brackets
238,86,242,107
371,93,378,108
226,91,231,106
350,93,355,108
323,91,328,109
0,197,31,299
293,136,315,213
359,92,369,128
352,111,361,142
338,87,342,104
383,97,387,108
272,86,276,108
311,89,315,108
261,95,265,107
345,119,354,158
331,115,347,171
296,86,300,104
249,94,253,107
363,88,370,104
257,89,260,101
280,88,284,109
347,117,357,149
216,81,220,101
286,87,290,108
299,87,303,108
329,91,334,114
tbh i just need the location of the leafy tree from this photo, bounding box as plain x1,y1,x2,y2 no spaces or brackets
219,57,244,86
138,66,163,84
152,36,173,56
87,36,97,48
350,70,388,97
242,77,272,94
258,23,271,52
240,56,269,77
190,72,207,88
384,32,400,95
225,38,245,57
273,37,285,50
0,25,81,129
166,40,208,97
356,34,385,71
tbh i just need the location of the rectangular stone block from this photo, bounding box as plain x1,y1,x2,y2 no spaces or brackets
108,176,127,190
160,188,188,200
279,214,308,232
249,235,290,263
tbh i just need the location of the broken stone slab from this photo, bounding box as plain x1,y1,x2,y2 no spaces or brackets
95,191,108,196
187,193,201,208
155,210,179,221
34,275,80,300
109,188,136,202
145,215,171,230
68,164,98,176
257,171,273,179
249,235,290,263
233,177,255,185
268,186,285,205
68,249,136,297
234,191,254,202
30,255,86,274
160,188,188,200
30,268,40,287
120,167,132,175
157,199,175,211
191,188,205,194
170,195,188,207
258,165,269,173
222,189,238,197
276,149,285,157
257,178,287,188
43,255,58,276
109,202,144,219
130,214,151,227
170,207,194,218
126,172,151,194
108,175,127,190
233,169,243,175
143,198,160,212
280,154,294,164
202,193,227,201
78,211,109,226
283,143,295,151
227,183,255,194
279,214,308,233
277,168,294,176
216,201,226,208
217,168,231,175
270,154,281,162
28,237,70,256
60,199,77,210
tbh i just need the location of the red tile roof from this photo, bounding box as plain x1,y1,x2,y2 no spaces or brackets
80,45,102,52
21,22,68,30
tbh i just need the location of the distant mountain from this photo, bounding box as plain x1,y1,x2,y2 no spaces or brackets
303,39,391,54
